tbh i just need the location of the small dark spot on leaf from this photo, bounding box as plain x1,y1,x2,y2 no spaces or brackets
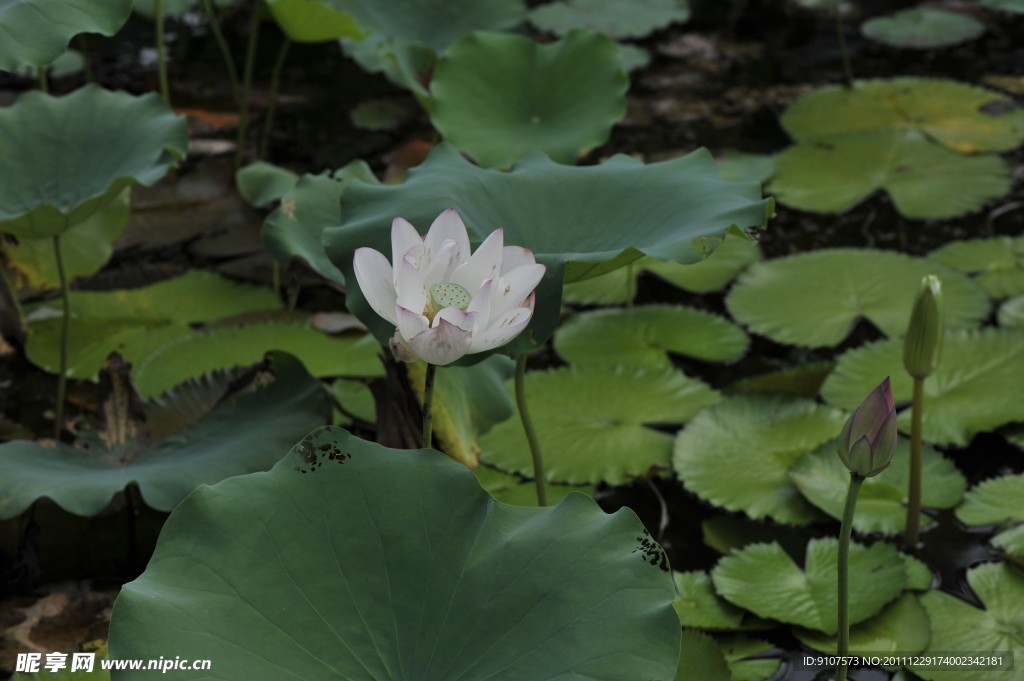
980,99,1020,116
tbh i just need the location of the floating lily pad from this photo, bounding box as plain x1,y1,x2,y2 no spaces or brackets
674,395,846,524
109,426,681,680
328,378,376,423
675,630,730,681
131,322,383,398
861,8,984,49
0,0,131,70
555,305,748,368
236,161,300,208
429,30,627,168
790,437,967,535
0,85,187,238
349,97,418,131
25,271,281,382
265,0,363,42
903,554,935,591
768,131,1011,218
998,296,1024,327
981,0,1024,12
716,151,776,184
956,474,1024,559
480,365,720,484
711,538,906,634
323,143,770,357
728,360,835,398
3,189,128,291
473,463,590,506
718,636,780,681
529,0,689,38
618,43,650,71
821,328,1024,446
0,353,324,518
672,571,773,631
781,78,1024,154
796,593,930,657
929,236,1024,298
913,562,1024,681
726,249,988,347
261,160,378,281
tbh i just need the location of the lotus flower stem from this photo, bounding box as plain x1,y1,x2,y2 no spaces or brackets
905,376,925,545
199,0,240,105
422,362,437,448
515,354,547,506
235,1,262,170
52,235,70,440
38,67,48,93
260,38,291,160
155,0,171,104
835,3,853,88
837,472,864,681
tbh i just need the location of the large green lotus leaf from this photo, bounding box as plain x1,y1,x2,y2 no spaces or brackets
675,630,731,681
796,593,930,657
108,426,681,680
672,571,773,631
236,161,300,208
563,234,761,305
323,143,770,356
673,394,850,524
3,189,128,291
790,438,967,535
429,30,628,169
339,32,436,98
929,236,1024,299
529,0,688,38
25,271,281,381
780,78,1024,154
821,329,1024,445
717,636,780,681
913,562,1024,681
474,463,591,506
266,0,363,42
768,131,1011,219
957,474,1024,526
726,249,988,348
555,305,748,368
131,322,383,398
408,355,515,468
480,365,720,484
0,353,324,518
860,8,984,49
0,85,187,238
261,161,378,283
711,538,906,634
0,0,131,70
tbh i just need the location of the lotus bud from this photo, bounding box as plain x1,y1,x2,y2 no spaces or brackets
836,377,898,478
903,275,944,380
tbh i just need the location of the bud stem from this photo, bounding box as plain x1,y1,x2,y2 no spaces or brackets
515,353,548,506
837,472,864,681
905,376,925,546
422,362,437,449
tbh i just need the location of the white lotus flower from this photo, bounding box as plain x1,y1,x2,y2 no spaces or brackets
353,208,546,366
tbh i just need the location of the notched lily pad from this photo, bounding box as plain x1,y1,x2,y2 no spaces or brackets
474,463,591,506
796,593,930,658
929,235,1024,298
672,571,773,631
109,426,681,680
956,474,1024,560
860,8,984,50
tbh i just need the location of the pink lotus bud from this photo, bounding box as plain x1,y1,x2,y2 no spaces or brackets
836,377,898,478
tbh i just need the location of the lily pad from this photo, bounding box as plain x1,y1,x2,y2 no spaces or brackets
323,143,771,357
480,365,720,484
718,636,780,681
473,463,590,506
675,630,731,681
555,305,748,368
130,322,383,398
429,30,627,168
672,571,773,631
0,85,187,238
929,236,1024,298
0,0,131,70
673,394,847,524
716,151,776,185
821,328,1024,446
529,0,690,38
3,189,128,291
728,361,835,398
768,131,1011,218
618,43,651,72
0,353,325,518
726,249,988,348
25,271,281,382
108,426,681,680
981,0,1024,12
328,378,376,423
236,161,300,208
861,8,984,49
265,0,363,42
913,562,1023,680
998,296,1024,327
790,437,967,535
711,538,906,634
956,474,1024,559
796,593,930,656
780,78,1024,154
349,97,418,131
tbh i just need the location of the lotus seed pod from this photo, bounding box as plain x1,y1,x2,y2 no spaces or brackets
903,275,944,380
